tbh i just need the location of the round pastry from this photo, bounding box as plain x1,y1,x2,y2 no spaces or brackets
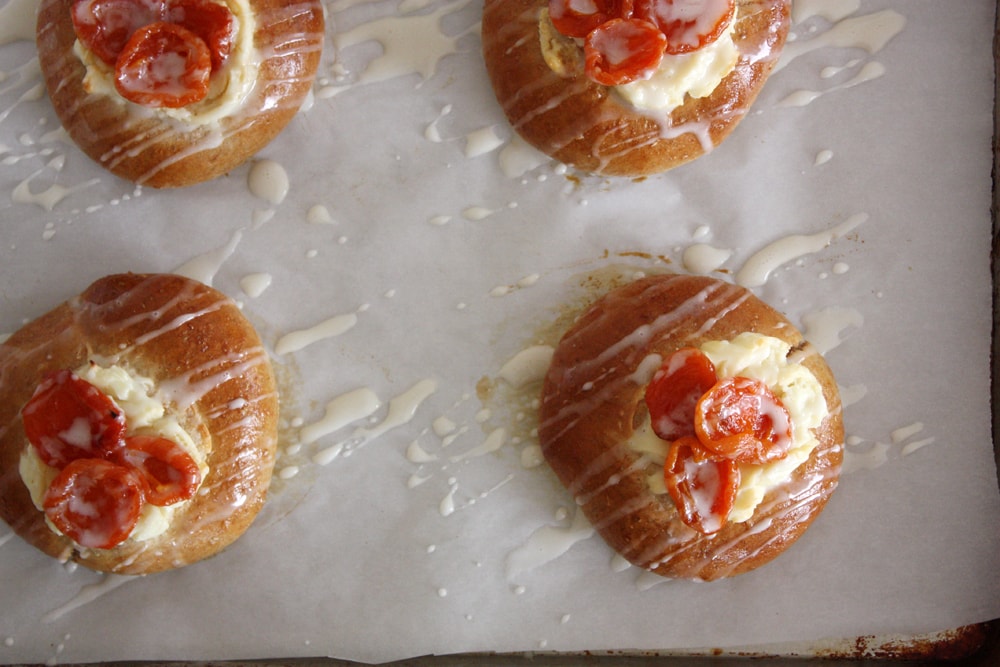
538,273,843,580
35,0,325,188
481,0,791,176
0,273,279,574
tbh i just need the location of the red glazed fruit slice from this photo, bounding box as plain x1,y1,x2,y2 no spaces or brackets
114,21,212,107
664,435,740,534
584,17,666,85
43,458,148,549
694,375,793,464
119,435,201,506
21,369,127,468
644,347,718,442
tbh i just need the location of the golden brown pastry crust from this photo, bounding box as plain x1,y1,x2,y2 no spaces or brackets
0,273,279,574
481,0,791,176
538,274,843,580
35,0,324,188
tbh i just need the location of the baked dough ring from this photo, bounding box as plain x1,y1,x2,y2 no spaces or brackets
481,0,791,176
0,273,279,574
35,0,324,188
539,274,843,580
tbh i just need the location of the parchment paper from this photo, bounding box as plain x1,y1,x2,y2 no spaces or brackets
0,0,998,664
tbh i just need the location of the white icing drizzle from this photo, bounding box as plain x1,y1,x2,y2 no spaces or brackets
312,379,438,463
448,428,506,463
891,422,924,444
520,443,544,469
779,61,886,108
406,440,438,463
900,437,934,457
842,441,890,473
735,213,867,287
173,229,244,286
463,206,501,221
300,387,382,445
432,416,457,437
318,0,476,98
248,159,291,204
439,478,459,516
682,243,733,275
800,306,864,355
157,347,270,411
424,104,452,142
777,8,906,73
772,1,907,114
12,168,100,211
351,380,437,445
465,126,505,158
274,311,359,355
306,204,336,224
498,135,550,178
240,273,273,298
506,507,594,580
843,420,937,473
498,345,554,389
41,574,138,623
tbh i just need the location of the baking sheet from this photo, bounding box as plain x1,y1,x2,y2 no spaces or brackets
1,0,999,663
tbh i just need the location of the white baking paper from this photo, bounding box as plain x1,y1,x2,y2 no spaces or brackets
0,0,998,663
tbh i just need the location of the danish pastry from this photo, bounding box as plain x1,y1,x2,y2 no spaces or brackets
0,273,279,573
35,0,324,187
538,273,843,580
482,0,791,176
